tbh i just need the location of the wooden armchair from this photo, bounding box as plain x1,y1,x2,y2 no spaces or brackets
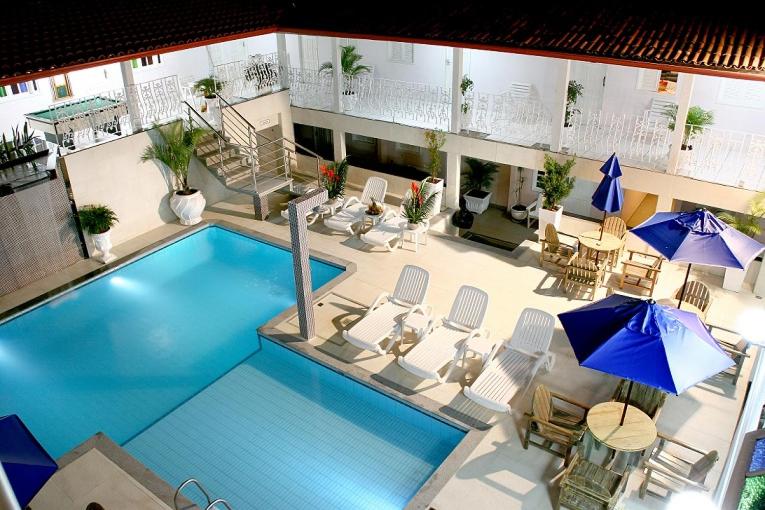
639,433,719,500
523,385,589,466
603,216,627,261
557,453,631,510
611,379,666,423
674,280,712,320
709,324,750,385
619,250,663,297
564,253,604,300
540,224,577,271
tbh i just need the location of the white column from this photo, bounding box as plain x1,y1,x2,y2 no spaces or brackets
276,33,290,90
444,150,461,210
332,129,346,162
119,61,142,132
330,38,343,113
666,73,695,174
655,193,675,212
449,48,464,134
549,59,571,153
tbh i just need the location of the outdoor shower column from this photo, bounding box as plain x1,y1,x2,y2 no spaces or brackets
449,47,464,134
666,73,695,175
549,59,571,153
288,188,329,340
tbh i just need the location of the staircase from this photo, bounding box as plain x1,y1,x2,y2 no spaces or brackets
185,96,324,220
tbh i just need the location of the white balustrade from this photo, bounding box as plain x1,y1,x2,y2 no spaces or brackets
214,53,283,101
462,89,552,147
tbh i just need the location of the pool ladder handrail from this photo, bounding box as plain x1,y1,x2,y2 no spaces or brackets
174,478,234,510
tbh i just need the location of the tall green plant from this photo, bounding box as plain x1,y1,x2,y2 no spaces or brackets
513,167,526,206
663,104,715,147
540,155,576,210
718,192,765,238
78,204,118,235
193,77,224,98
319,46,372,76
424,129,446,182
565,80,584,126
403,182,438,224
462,157,498,192
140,120,206,194
320,157,349,200
460,75,474,115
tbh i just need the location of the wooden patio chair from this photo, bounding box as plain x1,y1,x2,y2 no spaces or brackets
709,324,750,385
563,253,604,300
611,379,666,423
557,453,631,510
602,216,627,262
619,249,663,297
674,280,712,320
639,433,719,500
523,385,589,466
540,224,577,271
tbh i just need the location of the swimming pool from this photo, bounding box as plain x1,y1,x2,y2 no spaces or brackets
0,224,465,509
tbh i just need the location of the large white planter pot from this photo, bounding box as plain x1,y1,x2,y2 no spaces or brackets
509,205,528,222
461,109,473,132
422,178,444,215
170,190,206,226
464,190,492,215
205,97,221,126
91,230,116,264
678,148,692,172
538,206,563,239
723,266,747,292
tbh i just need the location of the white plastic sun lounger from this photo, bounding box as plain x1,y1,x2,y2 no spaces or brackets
342,265,430,355
464,308,555,413
324,176,388,235
360,211,407,251
398,285,489,383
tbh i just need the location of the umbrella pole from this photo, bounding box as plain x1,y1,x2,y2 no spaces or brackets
677,263,692,308
619,380,633,426
599,211,607,241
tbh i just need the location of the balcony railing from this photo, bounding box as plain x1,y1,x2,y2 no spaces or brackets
213,53,284,102
462,90,552,148
677,125,765,191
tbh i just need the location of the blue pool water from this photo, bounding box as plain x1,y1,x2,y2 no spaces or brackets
0,225,464,509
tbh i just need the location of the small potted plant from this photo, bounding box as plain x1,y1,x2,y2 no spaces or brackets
538,154,576,233
78,204,119,264
462,157,498,215
193,76,225,121
320,157,348,208
403,182,438,229
663,105,715,152
141,120,207,225
423,129,446,214
319,45,371,102
460,75,474,132
719,193,765,292
510,167,528,222
565,80,583,128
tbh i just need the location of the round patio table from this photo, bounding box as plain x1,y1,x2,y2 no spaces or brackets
586,401,657,453
578,231,624,269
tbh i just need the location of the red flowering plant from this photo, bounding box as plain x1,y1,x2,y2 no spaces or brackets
320,157,348,200
403,181,438,225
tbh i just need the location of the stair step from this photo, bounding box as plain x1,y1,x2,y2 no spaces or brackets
201,148,240,166
211,157,251,175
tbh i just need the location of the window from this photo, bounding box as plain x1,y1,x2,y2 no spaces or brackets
388,42,414,64
131,55,162,69
50,74,73,100
0,80,38,98
293,123,334,160
532,169,545,192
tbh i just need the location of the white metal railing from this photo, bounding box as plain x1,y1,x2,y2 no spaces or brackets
562,109,672,170
52,75,184,153
214,53,283,101
462,89,552,147
677,125,765,191
287,67,335,110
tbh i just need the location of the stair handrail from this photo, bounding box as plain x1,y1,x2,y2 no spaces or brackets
174,478,234,510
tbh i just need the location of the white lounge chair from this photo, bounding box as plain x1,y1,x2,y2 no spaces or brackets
397,285,489,383
324,176,388,235
464,308,555,413
342,265,430,355
360,210,407,252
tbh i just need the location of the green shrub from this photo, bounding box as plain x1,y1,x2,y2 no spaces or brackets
78,204,118,235
540,155,576,210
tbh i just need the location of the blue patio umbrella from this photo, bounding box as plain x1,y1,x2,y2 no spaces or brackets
0,415,57,507
631,209,765,307
591,153,624,240
558,294,733,425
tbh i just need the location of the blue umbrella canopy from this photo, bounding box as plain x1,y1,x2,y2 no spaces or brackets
591,153,624,214
558,294,733,394
630,209,764,269
0,415,57,507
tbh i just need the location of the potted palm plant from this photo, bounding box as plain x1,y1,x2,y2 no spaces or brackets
664,105,715,169
141,120,207,225
510,167,528,222
460,75,474,132
719,193,765,292
319,157,348,208
462,157,498,215
193,76,225,121
403,182,438,229
538,155,575,233
565,80,583,128
78,204,119,263
319,45,371,99
423,129,446,214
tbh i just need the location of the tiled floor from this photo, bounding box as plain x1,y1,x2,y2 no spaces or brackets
6,190,761,510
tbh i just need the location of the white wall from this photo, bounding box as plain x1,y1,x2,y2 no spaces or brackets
691,75,765,135
600,64,681,117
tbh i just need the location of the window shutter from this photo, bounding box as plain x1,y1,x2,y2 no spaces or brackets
636,69,660,91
